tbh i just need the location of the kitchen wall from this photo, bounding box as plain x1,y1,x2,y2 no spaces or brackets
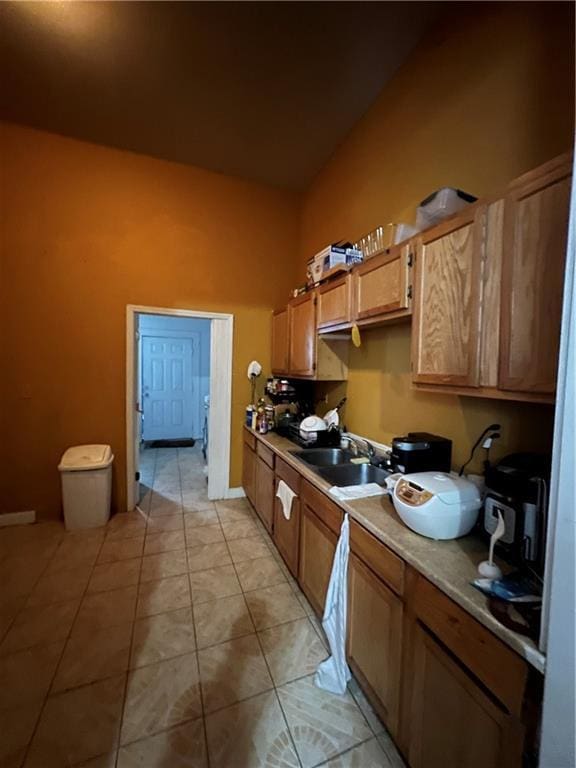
0,123,299,519
303,2,574,472
138,314,211,440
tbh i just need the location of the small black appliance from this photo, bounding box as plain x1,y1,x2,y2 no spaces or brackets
483,453,550,572
390,432,452,474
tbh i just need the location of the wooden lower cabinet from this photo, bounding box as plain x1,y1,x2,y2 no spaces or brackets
298,503,338,616
273,488,300,577
242,440,256,508
405,623,524,768
346,553,403,737
254,456,274,533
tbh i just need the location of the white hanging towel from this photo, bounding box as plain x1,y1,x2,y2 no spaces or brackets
276,480,297,521
314,512,351,695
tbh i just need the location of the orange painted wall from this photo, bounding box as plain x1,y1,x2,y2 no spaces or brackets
0,123,299,519
301,2,574,472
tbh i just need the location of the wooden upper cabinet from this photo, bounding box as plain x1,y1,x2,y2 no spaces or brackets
317,274,352,330
288,292,316,377
412,206,485,387
499,155,572,394
271,309,289,375
353,243,412,324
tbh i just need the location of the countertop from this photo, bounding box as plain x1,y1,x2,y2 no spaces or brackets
247,427,545,673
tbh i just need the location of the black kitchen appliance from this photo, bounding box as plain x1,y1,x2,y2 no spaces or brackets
483,453,550,572
390,432,452,474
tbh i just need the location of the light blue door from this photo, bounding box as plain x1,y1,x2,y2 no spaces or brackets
141,335,199,440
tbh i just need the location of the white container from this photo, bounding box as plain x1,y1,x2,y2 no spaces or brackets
393,223,420,245
59,444,114,531
392,472,481,540
416,188,477,230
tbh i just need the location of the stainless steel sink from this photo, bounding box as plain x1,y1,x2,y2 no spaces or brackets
318,463,390,487
292,448,356,467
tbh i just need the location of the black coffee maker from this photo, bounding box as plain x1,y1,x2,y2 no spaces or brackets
483,453,550,573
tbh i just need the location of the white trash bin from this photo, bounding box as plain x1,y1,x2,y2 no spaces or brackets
59,445,114,531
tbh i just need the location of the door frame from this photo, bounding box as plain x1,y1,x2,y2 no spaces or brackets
126,304,234,512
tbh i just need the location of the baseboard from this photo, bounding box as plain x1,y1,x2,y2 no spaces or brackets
225,487,246,499
0,510,36,527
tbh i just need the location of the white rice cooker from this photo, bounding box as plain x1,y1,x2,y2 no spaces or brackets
392,472,481,540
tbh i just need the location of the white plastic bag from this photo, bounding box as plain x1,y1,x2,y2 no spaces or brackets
314,512,351,695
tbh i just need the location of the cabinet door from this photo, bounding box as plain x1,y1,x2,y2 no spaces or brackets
298,503,337,616
499,158,572,394
242,443,256,508
289,293,316,376
317,274,352,330
273,490,300,577
347,554,403,736
353,244,411,322
254,457,274,533
412,208,485,387
407,623,524,768
271,309,289,375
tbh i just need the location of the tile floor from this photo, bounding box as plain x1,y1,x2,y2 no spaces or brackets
0,445,405,768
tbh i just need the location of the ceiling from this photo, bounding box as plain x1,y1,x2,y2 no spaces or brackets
0,1,436,189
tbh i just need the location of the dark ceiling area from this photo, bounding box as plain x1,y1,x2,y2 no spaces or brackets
0,1,437,188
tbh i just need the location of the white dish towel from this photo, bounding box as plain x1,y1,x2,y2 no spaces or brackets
276,480,297,521
314,512,351,695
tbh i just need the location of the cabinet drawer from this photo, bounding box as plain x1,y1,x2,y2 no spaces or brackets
256,441,275,469
349,519,405,596
301,481,343,535
414,576,527,715
243,428,256,451
275,457,301,493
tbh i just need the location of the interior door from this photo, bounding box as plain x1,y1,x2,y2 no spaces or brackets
141,335,198,440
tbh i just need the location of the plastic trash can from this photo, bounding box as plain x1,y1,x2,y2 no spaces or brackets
58,444,114,531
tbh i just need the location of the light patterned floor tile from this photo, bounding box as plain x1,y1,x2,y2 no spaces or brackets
97,536,144,564
136,574,191,617
106,512,147,540
117,718,207,768
376,731,406,768
348,677,385,736
277,675,372,768
131,607,195,668
72,751,118,768
221,519,261,541
184,509,219,529
0,641,64,709
188,565,242,604
140,549,188,582
87,559,141,594
205,689,299,768
198,634,273,713
227,536,270,564
47,535,103,574
322,738,393,767
185,524,225,546
259,619,328,686
0,598,80,656
186,542,232,573
24,674,125,768
144,530,186,555
121,652,202,745
193,594,254,649
53,622,132,692
244,583,305,630
149,496,182,516
26,564,92,607
145,513,184,533
72,586,137,635
235,555,287,592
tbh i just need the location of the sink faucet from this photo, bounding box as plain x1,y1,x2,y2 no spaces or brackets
345,435,376,461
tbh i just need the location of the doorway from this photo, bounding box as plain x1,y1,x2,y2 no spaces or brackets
126,305,233,512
